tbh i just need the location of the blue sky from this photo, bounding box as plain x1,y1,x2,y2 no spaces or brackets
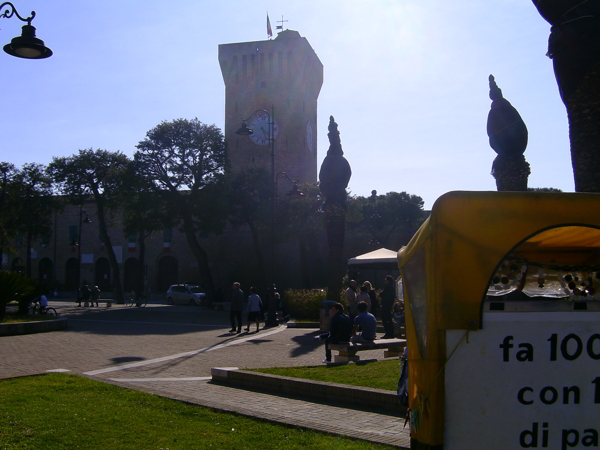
0,1,568,209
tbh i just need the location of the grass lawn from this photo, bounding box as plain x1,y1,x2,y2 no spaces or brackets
250,360,401,391
0,373,396,450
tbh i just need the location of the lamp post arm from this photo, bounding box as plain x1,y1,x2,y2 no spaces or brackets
0,2,35,25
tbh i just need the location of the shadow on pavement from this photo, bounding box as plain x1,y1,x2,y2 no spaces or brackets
111,356,146,364
290,329,321,358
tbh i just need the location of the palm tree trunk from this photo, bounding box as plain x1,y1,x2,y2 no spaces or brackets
566,61,600,192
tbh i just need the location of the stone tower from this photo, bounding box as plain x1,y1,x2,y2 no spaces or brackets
218,30,323,184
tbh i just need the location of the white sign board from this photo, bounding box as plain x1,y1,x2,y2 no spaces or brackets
444,311,600,450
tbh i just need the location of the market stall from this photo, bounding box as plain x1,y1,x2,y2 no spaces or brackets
397,191,600,450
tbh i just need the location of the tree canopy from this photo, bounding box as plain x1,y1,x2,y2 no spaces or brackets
347,191,427,249
134,118,228,296
49,149,130,302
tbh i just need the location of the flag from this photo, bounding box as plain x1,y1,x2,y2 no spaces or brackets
267,14,273,37
128,235,137,252
163,241,171,252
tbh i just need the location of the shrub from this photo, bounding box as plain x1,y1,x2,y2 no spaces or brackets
284,289,326,320
284,288,346,320
0,271,42,318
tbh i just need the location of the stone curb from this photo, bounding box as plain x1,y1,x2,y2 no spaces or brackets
211,367,406,415
0,317,68,337
286,321,388,333
286,321,319,328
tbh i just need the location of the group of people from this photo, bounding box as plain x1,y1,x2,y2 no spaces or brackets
77,284,101,307
346,275,402,339
229,282,279,333
317,275,405,363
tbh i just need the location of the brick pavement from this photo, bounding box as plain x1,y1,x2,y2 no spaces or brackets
0,301,410,448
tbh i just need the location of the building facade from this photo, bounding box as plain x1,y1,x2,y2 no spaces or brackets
219,30,323,186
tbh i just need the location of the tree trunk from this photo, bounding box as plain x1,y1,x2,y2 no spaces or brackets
26,232,32,278
94,197,123,303
324,202,347,301
137,231,146,303
181,213,216,300
299,235,311,289
244,213,267,289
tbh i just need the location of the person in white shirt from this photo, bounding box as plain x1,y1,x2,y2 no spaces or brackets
245,287,262,333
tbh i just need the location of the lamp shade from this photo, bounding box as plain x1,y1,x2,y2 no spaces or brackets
4,24,52,59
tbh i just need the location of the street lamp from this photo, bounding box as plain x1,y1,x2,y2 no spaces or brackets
369,189,381,247
73,205,91,289
236,107,282,326
1,2,52,59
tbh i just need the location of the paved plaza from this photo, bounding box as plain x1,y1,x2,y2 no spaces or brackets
0,301,410,448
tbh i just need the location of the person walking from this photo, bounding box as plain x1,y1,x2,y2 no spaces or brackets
230,282,244,333
91,285,100,307
245,286,262,333
380,275,397,338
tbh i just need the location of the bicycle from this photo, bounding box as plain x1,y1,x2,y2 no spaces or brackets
125,290,136,307
125,291,147,307
28,301,58,316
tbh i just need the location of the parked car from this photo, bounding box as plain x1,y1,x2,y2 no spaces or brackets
166,284,206,306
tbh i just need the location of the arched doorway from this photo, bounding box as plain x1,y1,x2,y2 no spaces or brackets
157,256,178,292
124,257,139,292
65,258,79,290
38,258,53,290
95,257,111,292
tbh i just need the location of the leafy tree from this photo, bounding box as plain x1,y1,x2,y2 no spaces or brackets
348,191,427,249
276,183,325,288
13,163,55,277
48,149,130,303
0,163,18,264
135,118,228,298
121,161,171,302
226,168,271,288
527,187,563,193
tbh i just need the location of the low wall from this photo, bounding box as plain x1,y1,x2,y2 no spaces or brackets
211,367,406,415
0,317,68,337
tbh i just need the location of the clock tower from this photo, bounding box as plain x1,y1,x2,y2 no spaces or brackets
219,30,323,184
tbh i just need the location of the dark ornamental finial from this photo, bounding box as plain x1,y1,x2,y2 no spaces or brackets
486,75,530,191
319,116,352,205
327,115,343,156
489,75,503,101
487,75,528,157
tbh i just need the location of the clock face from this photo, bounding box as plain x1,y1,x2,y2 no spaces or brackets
249,111,279,146
306,121,314,154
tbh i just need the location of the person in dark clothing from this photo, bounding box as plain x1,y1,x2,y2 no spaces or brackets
363,281,379,318
91,285,100,307
229,282,244,333
314,302,352,363
78,284,91,307
379,275,397,338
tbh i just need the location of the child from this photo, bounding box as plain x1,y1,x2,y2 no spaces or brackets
393,301,405,338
